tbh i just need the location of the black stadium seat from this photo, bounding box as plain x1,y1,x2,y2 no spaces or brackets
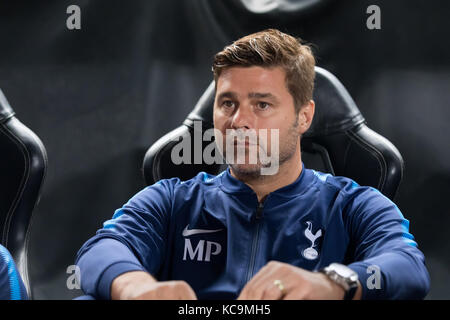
0,89,47,298
143,67,404,200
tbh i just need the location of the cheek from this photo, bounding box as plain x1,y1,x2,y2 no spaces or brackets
213,115,226,140
213,120,223,135
272,124,295,149
214,109,232,129
213,111,221,129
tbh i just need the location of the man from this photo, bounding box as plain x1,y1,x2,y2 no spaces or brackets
76,29,430,300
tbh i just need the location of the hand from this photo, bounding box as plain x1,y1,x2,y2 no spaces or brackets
237,261,359,300
111,271,197,300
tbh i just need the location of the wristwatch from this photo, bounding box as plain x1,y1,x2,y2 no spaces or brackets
320,263,359,300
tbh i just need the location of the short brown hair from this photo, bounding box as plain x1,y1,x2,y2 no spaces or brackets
212,29,315,113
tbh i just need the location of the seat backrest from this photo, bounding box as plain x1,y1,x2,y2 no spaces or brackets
143,67,404,200
0,89,47,298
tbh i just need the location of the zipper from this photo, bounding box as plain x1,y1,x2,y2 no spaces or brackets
245,201,264,283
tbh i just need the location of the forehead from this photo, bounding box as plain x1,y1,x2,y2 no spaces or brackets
216,66,289,96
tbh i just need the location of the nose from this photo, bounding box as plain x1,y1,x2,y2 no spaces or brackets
230,104,253,130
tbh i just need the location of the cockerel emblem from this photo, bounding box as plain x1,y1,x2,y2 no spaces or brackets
302,221,322,260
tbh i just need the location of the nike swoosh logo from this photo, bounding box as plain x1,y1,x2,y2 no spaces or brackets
182,224,223,237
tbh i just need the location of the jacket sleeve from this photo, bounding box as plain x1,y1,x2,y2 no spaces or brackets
75,179,175,300
344,186,430,300
0,245,29,300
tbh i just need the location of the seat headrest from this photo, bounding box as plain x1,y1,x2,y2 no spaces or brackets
0,89,15,123
306,67,365,136
183,67,365,136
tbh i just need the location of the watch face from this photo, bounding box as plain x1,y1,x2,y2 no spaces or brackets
330,263,358,280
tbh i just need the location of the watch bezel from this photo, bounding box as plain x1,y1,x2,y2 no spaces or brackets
321,263,359,297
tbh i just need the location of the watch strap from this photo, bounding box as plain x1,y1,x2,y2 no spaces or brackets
344,283,358,300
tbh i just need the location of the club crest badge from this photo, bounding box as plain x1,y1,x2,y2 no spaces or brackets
302,221,322,260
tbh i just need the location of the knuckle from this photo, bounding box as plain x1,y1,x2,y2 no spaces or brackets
302,280,312,292
268,260,279,267
173,280,187,288
246,286,256,299
263,288,279,300
267,261,282,271
279,261,291,271
153,284,166,299
173,281,193,297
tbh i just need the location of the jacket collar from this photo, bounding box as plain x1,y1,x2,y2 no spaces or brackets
219,163,315,200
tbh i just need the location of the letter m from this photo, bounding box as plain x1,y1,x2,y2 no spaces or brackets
183,238,204,261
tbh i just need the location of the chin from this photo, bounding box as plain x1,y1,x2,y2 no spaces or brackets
230,164,263,178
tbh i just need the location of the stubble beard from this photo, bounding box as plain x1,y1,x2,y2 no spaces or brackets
227,116,300,181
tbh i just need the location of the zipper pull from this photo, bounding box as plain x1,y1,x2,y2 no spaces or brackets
256,202,264,220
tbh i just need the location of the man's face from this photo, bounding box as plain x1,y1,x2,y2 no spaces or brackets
213,66,303,177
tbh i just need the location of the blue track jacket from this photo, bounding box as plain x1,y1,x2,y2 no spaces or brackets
0,245,28,300
76,166,430,300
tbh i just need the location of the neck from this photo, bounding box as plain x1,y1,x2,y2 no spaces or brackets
230,149,303,202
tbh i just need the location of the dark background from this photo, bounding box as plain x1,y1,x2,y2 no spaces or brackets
0,0,448,299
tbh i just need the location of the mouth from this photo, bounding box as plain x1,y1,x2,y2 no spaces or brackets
234,140,258,147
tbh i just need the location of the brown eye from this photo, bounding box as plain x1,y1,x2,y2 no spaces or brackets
222,101,235,109
257,102,270,110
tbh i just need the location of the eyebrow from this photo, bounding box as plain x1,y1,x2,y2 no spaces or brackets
248,92,280,103
216,91,280,103
216,92,238,101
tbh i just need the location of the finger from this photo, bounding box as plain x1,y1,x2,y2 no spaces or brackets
180,283,198,300
248,262,293,299
280,277,310,300
238,268,273,299
246,261,280,285
174,281,198,300
259,268,305,300
142,281,196,300
237,285,249,300
239,263,283,300
261,281,285,300
282,288,307,300
247,271,281,300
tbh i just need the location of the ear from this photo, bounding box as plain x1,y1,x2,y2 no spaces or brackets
297,100,315,134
